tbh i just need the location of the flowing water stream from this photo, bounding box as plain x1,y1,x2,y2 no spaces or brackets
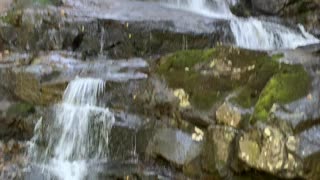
163,0,319,50
29,77,115,180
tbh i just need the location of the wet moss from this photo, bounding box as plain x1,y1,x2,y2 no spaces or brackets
253,65,310,122
158,49,216,72
7,103,35,117
157,47,310,116
157,47,272,110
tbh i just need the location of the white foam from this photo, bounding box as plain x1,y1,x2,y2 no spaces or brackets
29,77,115,180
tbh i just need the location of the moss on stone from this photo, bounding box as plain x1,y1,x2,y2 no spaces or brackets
157,47,272,110
7,103,35,117
158,49,216,72
253,65,310,122
157,46,310,116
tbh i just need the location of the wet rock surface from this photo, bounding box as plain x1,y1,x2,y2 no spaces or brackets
146,128,203,166
0,0,319,180
0,1,233,58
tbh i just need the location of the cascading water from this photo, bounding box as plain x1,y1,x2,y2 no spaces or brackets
29,77,115,180
164,0,319,50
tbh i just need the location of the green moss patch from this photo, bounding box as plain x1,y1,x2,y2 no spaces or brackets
158,49,216,72
7,103,35,117
157,46,311,123
157,46,274,110
253,66,310,121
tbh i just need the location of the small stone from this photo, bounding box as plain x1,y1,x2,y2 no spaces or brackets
185,67,190,72
194,127,204,136
192,127,204,142
209,60,215,68
264,128,271,137
173,89,191,108
286,136,297,152
275,160,283,169
241,152,246,158
216,103,241,128
60,9,65,17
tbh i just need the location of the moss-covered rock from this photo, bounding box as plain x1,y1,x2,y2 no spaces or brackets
7,103,35,117
253,66,310,121
157,46,311,123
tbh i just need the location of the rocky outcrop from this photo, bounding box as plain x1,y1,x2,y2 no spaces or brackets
0,3,234,58
0,1,320,179
156,46,311,122
0,51,148,105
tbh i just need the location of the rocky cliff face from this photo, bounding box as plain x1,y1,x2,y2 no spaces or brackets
0,0,319,179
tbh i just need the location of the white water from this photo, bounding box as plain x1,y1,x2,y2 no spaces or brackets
29,77,115,180
165,0,319,50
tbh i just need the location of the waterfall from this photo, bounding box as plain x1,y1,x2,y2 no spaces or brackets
164,0,319,50
164,0,233,18
230,18,319,50
29,77,115,180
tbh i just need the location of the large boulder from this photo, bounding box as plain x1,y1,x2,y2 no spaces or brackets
146,128,203,166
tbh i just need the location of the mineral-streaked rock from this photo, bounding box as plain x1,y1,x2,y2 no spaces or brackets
238,125,303,178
